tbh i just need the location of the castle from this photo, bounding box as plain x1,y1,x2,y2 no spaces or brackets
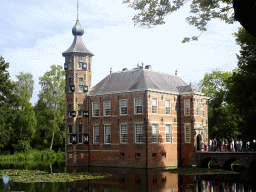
63,18,208,168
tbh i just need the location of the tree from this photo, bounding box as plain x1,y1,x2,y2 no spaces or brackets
37,65,66,151
226,27,256,141
198,70,242,140
0,56,21,153
123,0,256,42
14,72,34,109
11,72,37,152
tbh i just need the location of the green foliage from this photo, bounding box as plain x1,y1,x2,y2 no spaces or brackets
198,70,243,139
226,27,256,141
123,0,235,43
37,64,66,151
0,56,21,152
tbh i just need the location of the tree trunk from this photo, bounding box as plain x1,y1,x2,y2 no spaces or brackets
50,130,54,150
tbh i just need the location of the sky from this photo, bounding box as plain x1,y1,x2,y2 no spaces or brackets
0,0,242,106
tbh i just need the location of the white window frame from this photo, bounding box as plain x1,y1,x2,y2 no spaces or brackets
202,104,205,118
165,99,171,115
104,124,111,144
166,124,172,143
152,98,158,114
184,123,191,143
135,124,143,144
196,100,200,116
120,124,128,144
103,100,111,116
93,125,99,144
92,102,99,117
152,124,158,143
78,125,83,144
79,78,83,92
120,99,128,115
78,56,83,70
184,100,190,116
134,98,143,114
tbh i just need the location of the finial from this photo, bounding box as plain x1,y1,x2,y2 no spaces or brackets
110,67,112,74
77,0,79,20
137,62,139,68
175,69,177,75
142,62,144,69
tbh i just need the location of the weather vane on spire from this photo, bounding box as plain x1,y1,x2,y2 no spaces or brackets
77,0,79,20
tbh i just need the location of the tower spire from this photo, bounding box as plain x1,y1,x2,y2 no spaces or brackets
77,0,79,20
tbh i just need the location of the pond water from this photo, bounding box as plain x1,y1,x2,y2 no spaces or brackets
0,162,255,191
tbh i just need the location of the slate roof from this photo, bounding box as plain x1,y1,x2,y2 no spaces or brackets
88,68,201,96
62,20,94,56
62,36,94,56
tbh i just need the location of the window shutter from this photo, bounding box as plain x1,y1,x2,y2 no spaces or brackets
83,110,89,117
83,134,89,144
83,85,88,92
83,63,87,70
72,134,77,144
71,85,75,92
71,111,76,117
64,63,68,70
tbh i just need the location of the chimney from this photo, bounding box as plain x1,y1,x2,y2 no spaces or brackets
175,69,177,75
145,65,152,70
110,67,112,74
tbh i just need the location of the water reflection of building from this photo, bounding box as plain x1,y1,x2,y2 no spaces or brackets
64,5,209,168
65,167,179,192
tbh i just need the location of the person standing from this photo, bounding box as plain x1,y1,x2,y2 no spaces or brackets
218,139,223,152
239,139,243,152
224,140,228,152
252,139,256,151
209,139,213,152
230,138,234,152
246,141,250,151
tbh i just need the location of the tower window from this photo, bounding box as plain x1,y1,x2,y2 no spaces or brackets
68,78,72,92
196,100,200,116
202,104,205,118
134,98,142,114
185,123,191,143
78,125,83,144
92,102,99,117
68,105,72,118
79,78,84,92
78,56,83,69
68,126,72,144
184,100,190,116
77,104,83,117
103,100,111,116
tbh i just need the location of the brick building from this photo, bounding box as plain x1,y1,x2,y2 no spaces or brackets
63,19,208,168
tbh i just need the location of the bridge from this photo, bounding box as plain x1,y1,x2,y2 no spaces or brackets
195,152,256,170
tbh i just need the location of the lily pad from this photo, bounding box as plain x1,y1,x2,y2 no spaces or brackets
0,169,111,183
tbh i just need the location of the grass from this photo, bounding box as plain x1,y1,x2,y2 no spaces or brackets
0,149,65,163
1,169,111,183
